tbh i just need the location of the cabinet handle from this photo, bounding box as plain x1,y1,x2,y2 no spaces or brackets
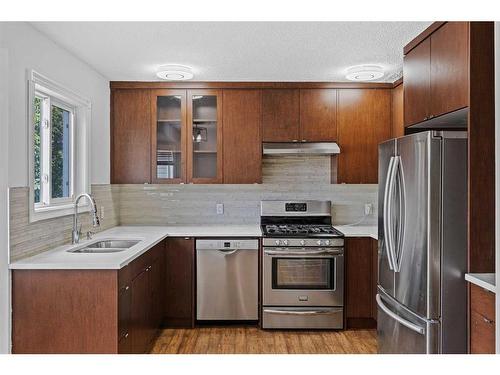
125,285,130,291
292,139,298,142
483,316,494,324
301,139,307,142
124,332,129,339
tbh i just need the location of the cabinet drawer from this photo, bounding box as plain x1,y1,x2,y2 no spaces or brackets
470,310,495,354
470,284,495,320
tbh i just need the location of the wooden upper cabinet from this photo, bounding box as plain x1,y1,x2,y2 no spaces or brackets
404,38,431,126
223,90,262,184
299,89,337,142
337,89,391,184
391,83,404,138
150,89,187,184
404,22,469,127
111,89,151,184
262,89,300,142
430,22,469,117
187,89,223,184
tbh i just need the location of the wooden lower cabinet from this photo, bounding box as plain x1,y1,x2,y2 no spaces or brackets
470,284,496,354
164,237,195,327
12,241,166,354
345,237,378,329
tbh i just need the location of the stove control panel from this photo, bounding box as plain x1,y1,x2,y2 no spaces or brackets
263,238,344,247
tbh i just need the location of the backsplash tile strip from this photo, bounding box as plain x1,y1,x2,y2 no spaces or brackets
9,156,377,261
9,185,120,262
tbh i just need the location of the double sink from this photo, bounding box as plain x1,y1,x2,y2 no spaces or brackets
67,239,141,254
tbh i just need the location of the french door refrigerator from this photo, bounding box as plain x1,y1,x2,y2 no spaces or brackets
377,131,468,354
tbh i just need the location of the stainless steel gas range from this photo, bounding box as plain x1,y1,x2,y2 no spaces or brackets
260,200,345,329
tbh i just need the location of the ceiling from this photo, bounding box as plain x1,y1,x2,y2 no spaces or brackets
31,22,432,82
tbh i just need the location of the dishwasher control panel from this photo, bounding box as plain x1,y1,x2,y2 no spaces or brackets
196,239,259,251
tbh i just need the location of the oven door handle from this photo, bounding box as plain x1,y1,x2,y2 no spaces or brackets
263,308,343,316
264,249,343,256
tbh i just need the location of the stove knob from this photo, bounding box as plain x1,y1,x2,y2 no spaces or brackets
317,240,322,246
300,239,305,246
275,240,280,245
325,239,331,246
283,240,289,246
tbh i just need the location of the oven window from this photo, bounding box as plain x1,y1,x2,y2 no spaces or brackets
272,257,335,290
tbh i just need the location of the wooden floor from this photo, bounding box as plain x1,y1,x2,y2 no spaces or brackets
150,327,377,354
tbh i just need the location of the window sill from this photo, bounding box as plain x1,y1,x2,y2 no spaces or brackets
30,201,89,223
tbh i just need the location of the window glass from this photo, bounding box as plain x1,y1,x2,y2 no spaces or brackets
51,104,71,199
33,96,42,204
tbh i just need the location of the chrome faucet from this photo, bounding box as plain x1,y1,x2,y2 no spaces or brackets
72,193,100,244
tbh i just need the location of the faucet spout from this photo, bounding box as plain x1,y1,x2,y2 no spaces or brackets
72,193,100,244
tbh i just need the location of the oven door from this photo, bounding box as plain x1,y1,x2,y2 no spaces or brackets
263,247,344,306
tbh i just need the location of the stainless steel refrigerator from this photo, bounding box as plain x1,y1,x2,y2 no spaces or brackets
377,131,468,354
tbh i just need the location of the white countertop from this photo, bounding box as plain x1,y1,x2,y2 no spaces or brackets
335,225,378,240
465,273,496,294
9,225,262,270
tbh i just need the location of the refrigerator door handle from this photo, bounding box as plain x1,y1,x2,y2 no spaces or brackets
394,156,405,272
386,156,399,271
383,156,396,270
376,294,425,335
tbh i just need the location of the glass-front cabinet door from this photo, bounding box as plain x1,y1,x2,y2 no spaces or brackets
151,90,186,183
187,90,223,183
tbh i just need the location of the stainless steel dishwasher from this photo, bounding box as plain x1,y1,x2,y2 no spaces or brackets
196,239,259,320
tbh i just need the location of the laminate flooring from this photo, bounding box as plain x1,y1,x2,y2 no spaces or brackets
150,327,377,354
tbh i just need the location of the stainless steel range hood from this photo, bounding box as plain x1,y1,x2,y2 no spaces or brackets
263,142,340,155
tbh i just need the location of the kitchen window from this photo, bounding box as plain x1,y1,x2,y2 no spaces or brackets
28,71,91,222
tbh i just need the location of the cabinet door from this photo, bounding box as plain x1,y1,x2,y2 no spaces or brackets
149,254,165,333
164,238,195,327
345,238,376,328
337,89,391,184
187,90,223,183
130,269,150,353
404,38,431,126
430,22,469,118
391,84,404,138
299,89,337,141
262,89,300,142
470,284,496,354
223,89,262,184
111,89,151,183
151,90,187,184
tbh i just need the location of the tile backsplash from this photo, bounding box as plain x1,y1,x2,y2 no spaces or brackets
9,155,377,261
9,185,119,262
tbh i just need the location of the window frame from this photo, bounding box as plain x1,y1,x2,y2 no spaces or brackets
28,70,92,222
34,91,76,208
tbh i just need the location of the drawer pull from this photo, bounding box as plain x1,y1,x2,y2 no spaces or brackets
483,316,494,324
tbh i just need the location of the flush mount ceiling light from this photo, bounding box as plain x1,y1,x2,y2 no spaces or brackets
156,65,194,80
345,65,384,81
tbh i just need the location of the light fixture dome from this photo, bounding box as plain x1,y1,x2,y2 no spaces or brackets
156,65,194,81
345,65,384,81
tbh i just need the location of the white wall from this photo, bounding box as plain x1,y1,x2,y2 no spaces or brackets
0,22,110,186
0,22,111,353
0,48,11,354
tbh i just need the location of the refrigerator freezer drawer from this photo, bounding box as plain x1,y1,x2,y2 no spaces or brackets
262,307,343,329
377,291,440,354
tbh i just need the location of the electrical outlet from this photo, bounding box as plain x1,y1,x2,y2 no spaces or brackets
216,203,224,215
364,203,373,216
100,206,105,220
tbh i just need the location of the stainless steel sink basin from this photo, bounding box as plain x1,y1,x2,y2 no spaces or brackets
70,248,128,254
67,239,141,254
85,240,140,249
